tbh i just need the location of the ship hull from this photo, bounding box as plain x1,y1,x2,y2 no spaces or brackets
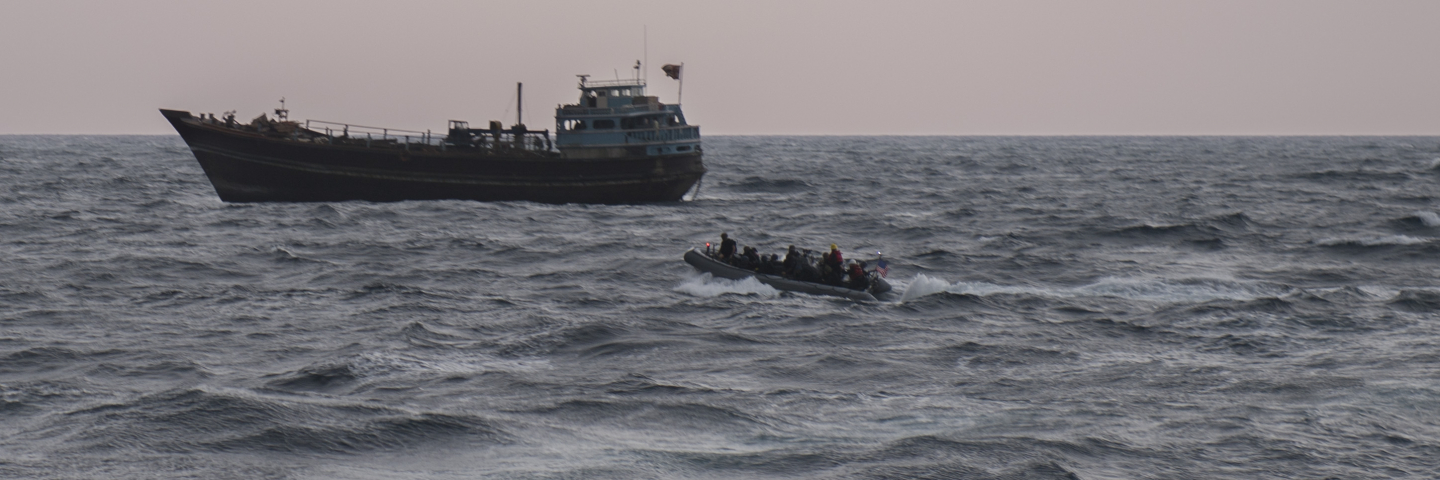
161,110,705,204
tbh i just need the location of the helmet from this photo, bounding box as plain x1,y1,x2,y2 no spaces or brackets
830,244,838,250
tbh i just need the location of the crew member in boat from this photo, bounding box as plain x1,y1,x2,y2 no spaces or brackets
818,250,833,282
756,253,780,275
822,244,845,286
740,246,761,270
847,261,870,290
782,245,800,276
795,250,822,283
718,233,737,262
702,235,880,290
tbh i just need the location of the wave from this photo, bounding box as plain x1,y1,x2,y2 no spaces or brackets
523,398,767,435
938,341,1079,367
602,373,724,396
10,135,1440,476
67,386,510,454
213,410,506,454
674,273,780,299
1387,289,1440,312
1108,223,1215,238
265,245,333,265
1209,211,1255,229
0,346,94,373
731,176,814,193
898,273,1286,304
307,203,349,223
1410,211,1440,228
1316,235,1431,247
401,321,471,348
345,282,459,301
1081,213,1261,250
1297,169,1414,183
264,349,552,396
852,435,1088,479
898,274,954,303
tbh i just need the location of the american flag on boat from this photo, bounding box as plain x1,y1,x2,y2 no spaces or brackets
875,256,889,278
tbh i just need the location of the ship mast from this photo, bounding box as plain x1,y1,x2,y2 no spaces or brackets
516,82,523,127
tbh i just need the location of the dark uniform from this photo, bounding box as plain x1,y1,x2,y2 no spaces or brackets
718,233,737,260
742,247,761,269
782,245,800,277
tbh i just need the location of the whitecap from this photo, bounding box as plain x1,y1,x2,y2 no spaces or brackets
673,273,780,298
898,274,955,303
346,351,549,377
897,274,1283,304
1317,235,1429,246
1415,211,1440,227
1075,277,1278,303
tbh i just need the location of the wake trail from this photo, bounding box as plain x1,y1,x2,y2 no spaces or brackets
898,273,1290,304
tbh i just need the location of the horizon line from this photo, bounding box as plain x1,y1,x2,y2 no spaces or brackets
3,132,1439,137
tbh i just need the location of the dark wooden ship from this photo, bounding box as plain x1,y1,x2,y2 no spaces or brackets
161,73,703,204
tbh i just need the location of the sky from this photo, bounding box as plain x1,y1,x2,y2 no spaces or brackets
1,0,1437,135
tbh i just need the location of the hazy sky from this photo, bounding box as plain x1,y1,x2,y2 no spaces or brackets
2,0,1437,135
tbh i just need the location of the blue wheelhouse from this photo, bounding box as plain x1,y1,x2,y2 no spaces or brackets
555,76,700,159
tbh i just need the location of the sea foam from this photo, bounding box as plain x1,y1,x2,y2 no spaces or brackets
1414,211,1440,227
1317,234,1430,246
898,274,1282,304
674,273,780,299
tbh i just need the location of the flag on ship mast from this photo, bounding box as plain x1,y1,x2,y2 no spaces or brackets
662,64,682,80
662,63,685,104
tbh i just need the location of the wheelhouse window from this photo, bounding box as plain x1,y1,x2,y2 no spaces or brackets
592,119,616,129
620,115,662,129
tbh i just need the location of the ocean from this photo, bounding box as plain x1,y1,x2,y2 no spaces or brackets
2,135,1439,478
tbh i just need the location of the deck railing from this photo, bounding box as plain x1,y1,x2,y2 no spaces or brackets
582,78,646,88
624,126,700,143
306,119,442,146
197,112,554,153
301,119,551,152
558,104,679,117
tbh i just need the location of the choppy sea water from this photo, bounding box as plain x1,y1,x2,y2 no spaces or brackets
3,135,1440,478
